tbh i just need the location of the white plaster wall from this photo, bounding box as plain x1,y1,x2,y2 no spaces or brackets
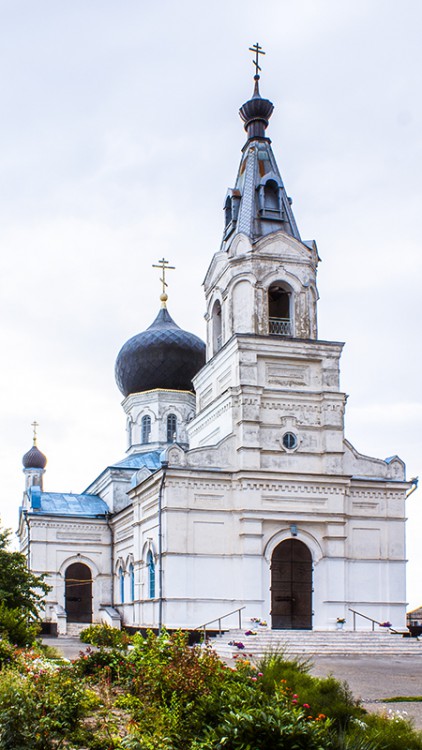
26,516,112,625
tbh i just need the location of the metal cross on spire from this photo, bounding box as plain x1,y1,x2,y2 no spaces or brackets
249,42,266,78
31,420,39,446
152,258,175,307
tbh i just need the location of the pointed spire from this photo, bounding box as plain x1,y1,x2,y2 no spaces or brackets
221,46,301,249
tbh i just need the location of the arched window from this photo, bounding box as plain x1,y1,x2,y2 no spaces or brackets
268,282,291,336
167,413,177,443
212,299,222,354
147,551,155,599
129,563,135,602
141,415,151,444
119,566,125,604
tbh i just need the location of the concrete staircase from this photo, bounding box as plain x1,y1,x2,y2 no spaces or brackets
209,628,422,659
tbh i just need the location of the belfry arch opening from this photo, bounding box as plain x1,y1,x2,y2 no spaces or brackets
271,539,312,629
64,562,92,623
268,282,292,336
224,196,232,227
264,179,280,213
212,299,222,354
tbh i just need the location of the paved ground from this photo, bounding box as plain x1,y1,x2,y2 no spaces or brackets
43,637,422,730
311,655,422,729
43,636,85,661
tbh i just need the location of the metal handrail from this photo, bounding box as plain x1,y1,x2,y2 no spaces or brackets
348,607,401,635
195,606,246,641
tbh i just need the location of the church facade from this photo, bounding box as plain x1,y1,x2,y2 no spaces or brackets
18,71,411,634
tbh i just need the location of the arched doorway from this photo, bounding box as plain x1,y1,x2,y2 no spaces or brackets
65,562,92,623
271,539,312,629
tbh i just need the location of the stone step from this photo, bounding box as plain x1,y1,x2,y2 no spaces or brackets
209,628,422,659
64,622,90,637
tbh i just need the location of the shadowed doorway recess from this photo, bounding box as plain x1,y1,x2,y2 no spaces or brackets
65,562,93,623
271,539,312,629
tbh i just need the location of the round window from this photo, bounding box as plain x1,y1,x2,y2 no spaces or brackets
282,432,297,450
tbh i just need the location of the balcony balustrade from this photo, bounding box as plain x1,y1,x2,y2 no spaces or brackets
269,317,291,336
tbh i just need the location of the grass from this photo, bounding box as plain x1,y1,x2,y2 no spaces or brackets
382,696,422,703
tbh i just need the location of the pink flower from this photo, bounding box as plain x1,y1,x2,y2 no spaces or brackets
251,676,257,681
292,699,298,705
303,703,310,709
258,672,263,677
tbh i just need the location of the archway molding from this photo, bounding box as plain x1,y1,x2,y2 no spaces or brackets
59,555,98,579
264,528,323,565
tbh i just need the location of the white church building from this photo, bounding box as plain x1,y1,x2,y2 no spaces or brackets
18,68,412,635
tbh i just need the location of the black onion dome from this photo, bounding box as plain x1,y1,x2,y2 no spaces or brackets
22,445,47,469
115,307,206,397
239,77,274,139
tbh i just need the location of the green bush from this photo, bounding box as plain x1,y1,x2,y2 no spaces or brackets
0,666,97,749
74,646,134,683
195,702,332,750
122,630,230,748
2,631,422,750
0,640,14,669
256,650,364,729
128,630,227,702
80,623,132,649
344,711,422,750
0,603,41,648
121,632,333,750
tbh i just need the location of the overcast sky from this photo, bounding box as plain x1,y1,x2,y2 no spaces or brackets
1,0,421,609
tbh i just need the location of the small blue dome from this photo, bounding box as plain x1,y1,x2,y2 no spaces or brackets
115,307,206,397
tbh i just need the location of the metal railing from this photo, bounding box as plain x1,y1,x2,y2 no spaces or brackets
348,608,401,635
195,606,246,641
269,318,291,336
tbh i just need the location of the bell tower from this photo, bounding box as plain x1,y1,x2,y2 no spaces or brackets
204,47,319,360
188,48,345,472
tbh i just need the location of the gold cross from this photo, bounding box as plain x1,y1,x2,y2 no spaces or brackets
152,258,175,306
31,420,39,445
249,42,266,76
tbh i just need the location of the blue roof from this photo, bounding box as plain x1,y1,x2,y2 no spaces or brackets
110,451,162,471
29,489,109,517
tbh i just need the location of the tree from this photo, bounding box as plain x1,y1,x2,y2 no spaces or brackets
0,524,50,645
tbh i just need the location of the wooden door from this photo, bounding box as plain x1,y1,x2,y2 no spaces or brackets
271,540,312,629
65,562,92,623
